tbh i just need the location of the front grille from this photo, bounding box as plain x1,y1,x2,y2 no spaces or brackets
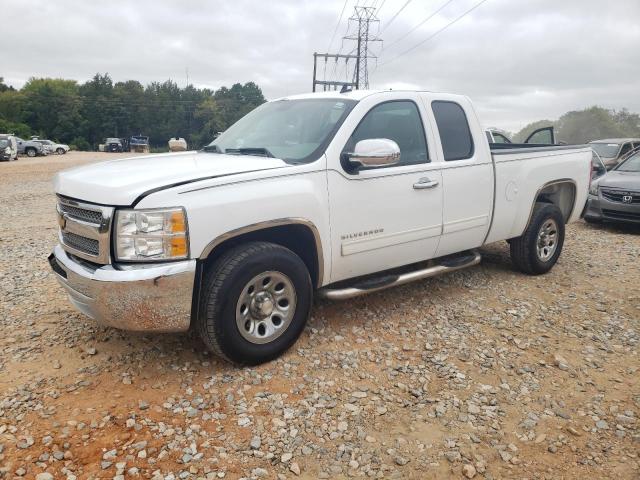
602,209,640,222
59,203,103,224
601,188,640,204
62,231,100,256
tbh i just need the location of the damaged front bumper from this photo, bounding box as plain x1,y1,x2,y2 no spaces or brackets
48,244,196,332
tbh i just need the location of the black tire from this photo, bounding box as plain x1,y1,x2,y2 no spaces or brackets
510,203,565,275
197,242,313,365
25,147,37,157
56,148,65,154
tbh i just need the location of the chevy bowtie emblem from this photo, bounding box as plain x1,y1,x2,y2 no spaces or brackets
622,195,633,203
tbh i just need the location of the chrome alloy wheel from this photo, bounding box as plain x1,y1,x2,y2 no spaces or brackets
536,219,558,261
236,271,297,344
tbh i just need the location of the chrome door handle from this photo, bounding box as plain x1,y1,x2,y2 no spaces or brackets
413,177,439,189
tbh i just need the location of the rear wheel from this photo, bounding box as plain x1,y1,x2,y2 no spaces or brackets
197,242,313,365
26,147,37,157
510,203,565,275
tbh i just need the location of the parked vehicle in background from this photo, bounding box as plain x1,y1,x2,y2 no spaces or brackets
168,137,188,152
0,134,18,161
105,138,124,152
589,138,640,170
33,139,69,154
485,126,556,146
584,149,640,225
15,137,48,157
49,90,592,364
591,151,607,181
130,135,150,153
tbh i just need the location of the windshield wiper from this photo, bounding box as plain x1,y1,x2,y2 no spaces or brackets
202,145,221,153
224,147,275,158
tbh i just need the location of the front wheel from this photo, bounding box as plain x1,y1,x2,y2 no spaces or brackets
197,242,313,365
510,203,565,275
25,148,37,157
56,148,65,154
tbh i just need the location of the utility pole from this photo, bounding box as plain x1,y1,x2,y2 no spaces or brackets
312,4,381,92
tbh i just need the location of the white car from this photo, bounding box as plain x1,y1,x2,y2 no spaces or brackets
50,89,591,364
34,139,69,154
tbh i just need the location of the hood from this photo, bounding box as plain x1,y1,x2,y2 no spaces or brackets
55,150,290,206
598,170,640,191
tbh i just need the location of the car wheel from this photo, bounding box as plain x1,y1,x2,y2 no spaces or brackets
26,148,37,157
197,241,313,365
56,148,65,154
510,203,565,275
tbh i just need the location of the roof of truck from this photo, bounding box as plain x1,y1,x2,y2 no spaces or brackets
276,89,436,102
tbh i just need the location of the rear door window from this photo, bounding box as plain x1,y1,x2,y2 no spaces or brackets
431,101,474,161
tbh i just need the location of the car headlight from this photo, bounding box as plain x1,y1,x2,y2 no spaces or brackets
115,207,189,261
589,183,599,196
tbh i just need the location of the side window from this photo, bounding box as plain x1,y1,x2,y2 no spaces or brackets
431,101,474,161
346,101,429,166
619,143,632,156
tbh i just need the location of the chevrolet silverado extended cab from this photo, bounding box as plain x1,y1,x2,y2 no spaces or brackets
49,90,592,364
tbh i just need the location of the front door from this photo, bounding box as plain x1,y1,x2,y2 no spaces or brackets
327,98,443,283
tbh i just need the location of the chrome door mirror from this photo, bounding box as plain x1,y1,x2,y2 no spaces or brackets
346,138,401,168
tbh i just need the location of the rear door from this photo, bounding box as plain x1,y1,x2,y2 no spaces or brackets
326,93,443,282
423,95,494,257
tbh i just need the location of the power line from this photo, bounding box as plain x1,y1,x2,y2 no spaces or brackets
327,0,350,52
376,0,388,15
379,0,490,66
382,0,457,52
380,0,411,33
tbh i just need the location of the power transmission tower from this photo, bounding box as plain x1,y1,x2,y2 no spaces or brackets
344,6,381,89
312,4,382,91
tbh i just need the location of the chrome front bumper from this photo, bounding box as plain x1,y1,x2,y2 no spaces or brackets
49,245,196,332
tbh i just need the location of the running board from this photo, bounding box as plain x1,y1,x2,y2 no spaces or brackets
318,250,481,300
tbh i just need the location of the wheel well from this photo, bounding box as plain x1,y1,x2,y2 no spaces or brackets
535,181,576,223
200,224,321,288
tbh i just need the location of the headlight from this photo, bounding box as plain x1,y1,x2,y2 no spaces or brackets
589,183,599,195
115,207,189,261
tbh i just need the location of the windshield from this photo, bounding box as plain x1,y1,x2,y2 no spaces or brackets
106,138,120,143
590,143,620,158
616,152,640,172
206,98,357,163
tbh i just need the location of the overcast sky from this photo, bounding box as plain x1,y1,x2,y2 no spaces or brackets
3,0,639,132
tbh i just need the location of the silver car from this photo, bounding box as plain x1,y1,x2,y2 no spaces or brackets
584,150,640,225
33,139,70,154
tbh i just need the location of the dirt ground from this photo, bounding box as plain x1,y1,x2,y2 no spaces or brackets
0,152,638,480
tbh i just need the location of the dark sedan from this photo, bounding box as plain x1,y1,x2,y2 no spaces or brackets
584,150,640,224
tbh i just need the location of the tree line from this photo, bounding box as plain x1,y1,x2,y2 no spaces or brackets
513,106,640,144
0,74,265,150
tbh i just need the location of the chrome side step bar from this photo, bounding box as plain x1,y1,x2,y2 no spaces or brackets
318,250,481,300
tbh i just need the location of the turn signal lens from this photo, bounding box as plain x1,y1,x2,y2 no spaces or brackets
115,207,189,262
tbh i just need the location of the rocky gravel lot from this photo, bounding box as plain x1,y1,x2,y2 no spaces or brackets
0,152,639,480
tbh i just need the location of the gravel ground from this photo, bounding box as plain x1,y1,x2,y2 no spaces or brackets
0,152,639,480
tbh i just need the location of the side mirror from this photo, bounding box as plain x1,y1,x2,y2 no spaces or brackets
346,138,401,168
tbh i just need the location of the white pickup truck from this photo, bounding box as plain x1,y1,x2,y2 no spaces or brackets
50,90,592,364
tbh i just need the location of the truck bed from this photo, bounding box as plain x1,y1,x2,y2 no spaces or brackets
484,144,592,245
